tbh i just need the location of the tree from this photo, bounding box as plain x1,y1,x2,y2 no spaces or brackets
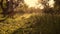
0,0,22,22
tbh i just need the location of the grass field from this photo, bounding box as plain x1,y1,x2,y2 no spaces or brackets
0,13,60,34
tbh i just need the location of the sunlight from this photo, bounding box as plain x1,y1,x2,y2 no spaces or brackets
48,0,55,8
24,0,44,9
24,0,55,9
24,0,38,8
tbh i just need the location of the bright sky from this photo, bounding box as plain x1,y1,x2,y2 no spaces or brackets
24,0,55,9
48,0,55,7
24,0,38,7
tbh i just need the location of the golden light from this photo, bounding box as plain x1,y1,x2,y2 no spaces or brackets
24,0,55,9
24,0,38,7
48,0,55,8
24,0,44,9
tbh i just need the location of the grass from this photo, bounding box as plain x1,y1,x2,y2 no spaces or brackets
0,13,60,34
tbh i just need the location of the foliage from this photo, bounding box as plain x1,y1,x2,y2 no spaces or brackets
0,0,60,34
12,14,60,34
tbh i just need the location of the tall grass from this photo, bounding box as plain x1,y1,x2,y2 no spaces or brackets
13,14,60,34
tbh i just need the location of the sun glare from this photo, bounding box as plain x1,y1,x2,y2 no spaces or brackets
48,0,55,8
24,0,55,9
24,0,44,9
24,0,38,7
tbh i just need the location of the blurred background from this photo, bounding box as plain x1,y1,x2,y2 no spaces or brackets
0,0,60,34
